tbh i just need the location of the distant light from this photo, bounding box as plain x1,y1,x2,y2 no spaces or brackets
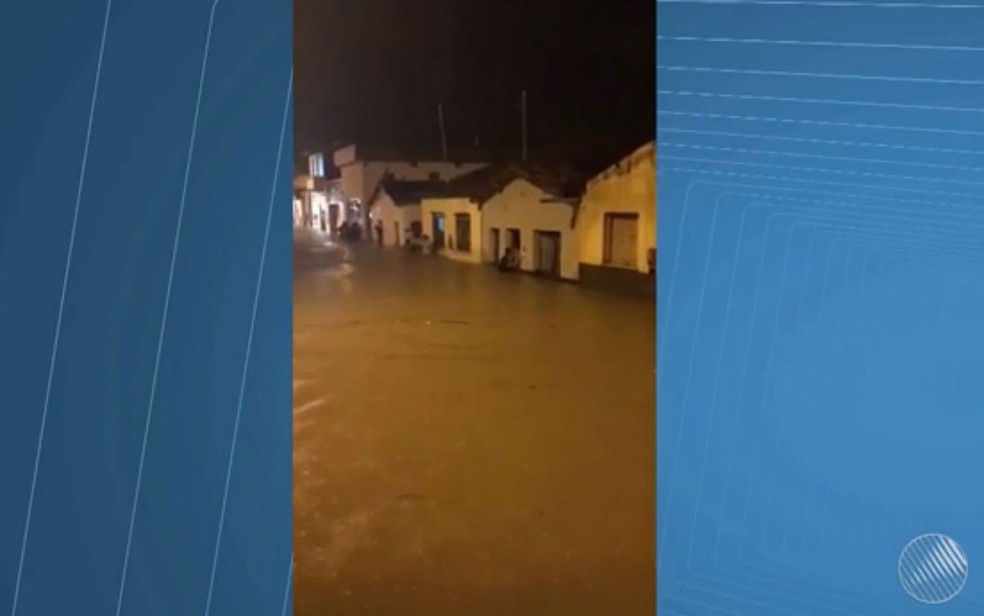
309,153,325,178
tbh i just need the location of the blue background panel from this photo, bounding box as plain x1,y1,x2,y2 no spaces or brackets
658,1,984,614
0,1,292,615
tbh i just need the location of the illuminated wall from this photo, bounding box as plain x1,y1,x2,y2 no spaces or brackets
370,193,421,248
420,197,483,264
577,142,656,274
481,179,580,280
293,197,303,227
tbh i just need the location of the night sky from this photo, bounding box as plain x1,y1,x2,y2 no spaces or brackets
294,0,654,165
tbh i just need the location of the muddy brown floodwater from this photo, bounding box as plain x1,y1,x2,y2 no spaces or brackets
293,241,655,616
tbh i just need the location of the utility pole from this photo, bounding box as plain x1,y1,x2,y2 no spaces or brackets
521,89,528,162
437,103,448,161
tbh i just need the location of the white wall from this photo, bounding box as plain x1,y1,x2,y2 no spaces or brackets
481,179,580,280
577,142,656,274
370,193,421,248
293,197,303,228
338,164,365,218
420,197,483,264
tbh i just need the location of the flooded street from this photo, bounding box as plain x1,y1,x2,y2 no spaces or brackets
293,240,655,616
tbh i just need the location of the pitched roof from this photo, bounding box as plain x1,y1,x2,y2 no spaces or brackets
369,177,447,207
436,162,588,205
587,140,655,185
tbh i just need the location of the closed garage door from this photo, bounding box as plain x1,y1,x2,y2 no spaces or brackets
534,230,562,277
604,213,638,268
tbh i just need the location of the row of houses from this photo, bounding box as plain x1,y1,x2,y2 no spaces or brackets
295,141,656,298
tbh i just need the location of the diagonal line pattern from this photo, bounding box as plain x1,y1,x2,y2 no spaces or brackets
658,141,984,173
659,8,984,610
658,109,984,138
658,188,984,592
10,0,114,613
280,556,294,616
658,165,984,201
202,67,293,616
658,89,984,114
114,2,221,614
658,64,984,85
656,34,984,51
657,127,984,156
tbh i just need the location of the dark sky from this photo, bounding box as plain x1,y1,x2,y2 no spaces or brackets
294,0,654,162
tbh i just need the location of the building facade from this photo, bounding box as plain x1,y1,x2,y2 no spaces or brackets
480,178,580,281
294,174,344,234
294,152,345,233
333,144,487,230
575,141,656,298
366,178,443,248
419,164,585,277
419,196,484,264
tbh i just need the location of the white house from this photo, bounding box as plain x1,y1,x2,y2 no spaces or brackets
420,164,586,278
419,194,483,264
575,141,656,297
332,144,488,229
365,177,444,248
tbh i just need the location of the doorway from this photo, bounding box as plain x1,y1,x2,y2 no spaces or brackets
454,213,472,252
534,231,562,277
393,221,400,247
432,213,446,250
488,228,501,264
603,213,639,268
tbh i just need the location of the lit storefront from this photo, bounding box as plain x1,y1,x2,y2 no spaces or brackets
294,152,360,235
309,191,340,234
294,174,344,234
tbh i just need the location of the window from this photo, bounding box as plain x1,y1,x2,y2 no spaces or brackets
603,213,639,268
308,152,325,178
454,213,471,252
